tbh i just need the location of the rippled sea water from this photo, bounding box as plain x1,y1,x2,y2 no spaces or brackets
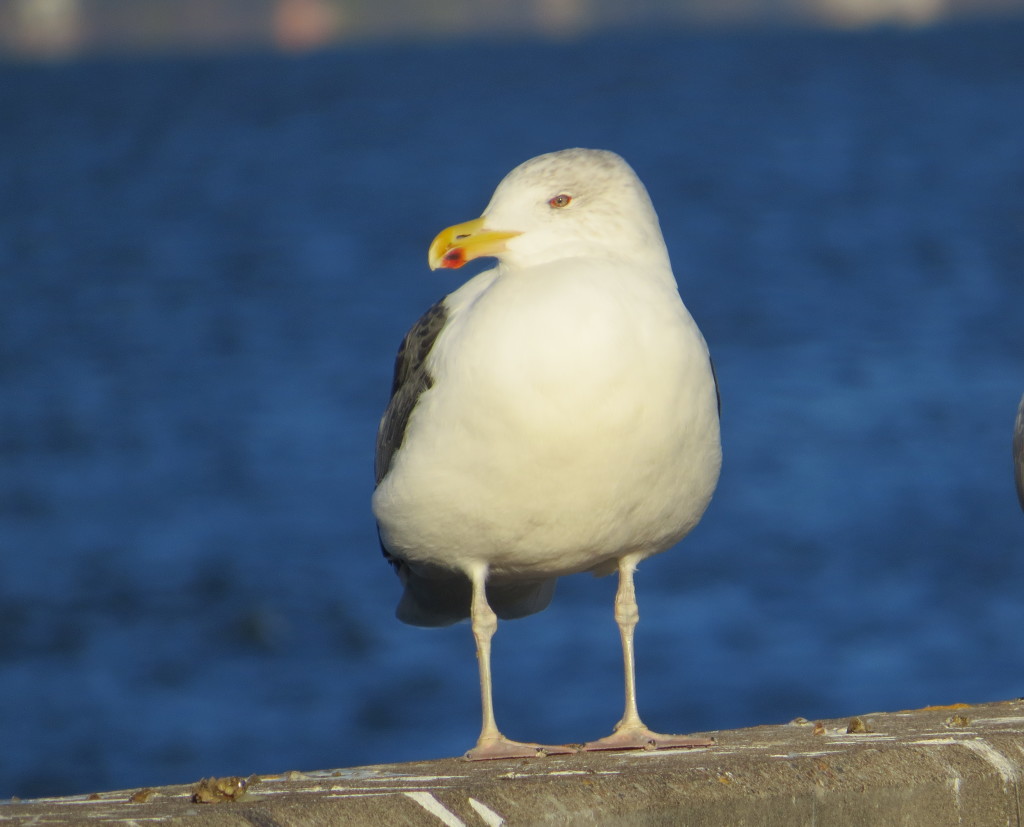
1,21,1022,798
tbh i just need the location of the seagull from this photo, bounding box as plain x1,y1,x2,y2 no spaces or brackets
372,148,722,760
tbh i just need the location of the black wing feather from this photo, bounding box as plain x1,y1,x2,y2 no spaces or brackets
374,299,448,485
709,356,721,416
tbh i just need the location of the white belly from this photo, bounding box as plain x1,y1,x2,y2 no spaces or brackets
372,261,721,582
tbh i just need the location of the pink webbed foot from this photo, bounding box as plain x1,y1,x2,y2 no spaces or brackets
582,725,715,752
466,735,577,761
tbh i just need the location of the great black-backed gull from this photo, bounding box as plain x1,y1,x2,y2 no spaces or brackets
373,148,722,759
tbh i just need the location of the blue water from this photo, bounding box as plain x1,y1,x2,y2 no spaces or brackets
1,21,1023,799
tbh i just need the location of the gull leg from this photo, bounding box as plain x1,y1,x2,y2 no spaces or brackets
583,555,714,752
464,564,575,760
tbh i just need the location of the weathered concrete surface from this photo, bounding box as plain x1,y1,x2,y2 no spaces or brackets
3,699,1023,825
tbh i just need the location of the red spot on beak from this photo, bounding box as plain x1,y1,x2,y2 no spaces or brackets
440,247,466,269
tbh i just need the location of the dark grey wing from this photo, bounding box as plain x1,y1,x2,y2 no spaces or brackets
374,299,449,485
709,356,721,416
1014,394,1023,512
374,298,462,623
395,571,556,628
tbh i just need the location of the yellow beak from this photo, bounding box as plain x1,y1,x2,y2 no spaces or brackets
427,216,522,270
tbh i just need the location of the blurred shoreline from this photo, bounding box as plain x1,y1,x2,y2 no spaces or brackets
2,0,1023,61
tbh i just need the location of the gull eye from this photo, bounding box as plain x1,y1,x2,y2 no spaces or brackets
548,193,572,209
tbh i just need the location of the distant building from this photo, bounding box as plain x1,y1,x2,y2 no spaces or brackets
1,0,1023,59
803,0,948,26
6,0,83,57
272,0,343,52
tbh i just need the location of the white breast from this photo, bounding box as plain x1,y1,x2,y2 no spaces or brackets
372,257,721,582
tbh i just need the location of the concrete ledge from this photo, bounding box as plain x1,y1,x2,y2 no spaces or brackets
4,699,1023,825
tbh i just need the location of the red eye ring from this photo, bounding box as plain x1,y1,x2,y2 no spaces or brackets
548,194,572,208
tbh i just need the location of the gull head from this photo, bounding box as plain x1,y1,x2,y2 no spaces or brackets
428,148,669,272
